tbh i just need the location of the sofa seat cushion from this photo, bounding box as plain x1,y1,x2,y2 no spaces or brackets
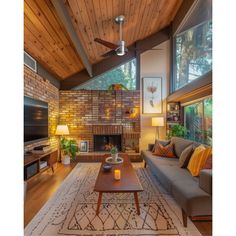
171,179,212,216
171,137,193,158
156,165,198,186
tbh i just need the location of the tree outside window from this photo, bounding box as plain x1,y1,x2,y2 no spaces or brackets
175,21,212,91
75,59,136,90
184,97,212,145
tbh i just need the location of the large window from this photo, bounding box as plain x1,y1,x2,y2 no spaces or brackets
174,21,212,91
75,59,136,90
184,97,212,145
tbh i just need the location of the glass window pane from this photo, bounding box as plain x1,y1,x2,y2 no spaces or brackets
75,59,136,90
203,97,212,145
184,97,212,145
184,102,204,143
175,21,212,91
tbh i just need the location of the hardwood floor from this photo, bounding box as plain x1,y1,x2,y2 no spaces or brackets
24,162,76,227
24,163,212,235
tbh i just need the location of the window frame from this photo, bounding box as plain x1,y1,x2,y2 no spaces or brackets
171,20,212,93
74,57,138,91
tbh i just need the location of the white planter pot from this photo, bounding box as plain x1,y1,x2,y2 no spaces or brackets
111,153,118,162
63,155,71,165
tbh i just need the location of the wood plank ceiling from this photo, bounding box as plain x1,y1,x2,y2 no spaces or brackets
24,0,183,80
24,0,84,79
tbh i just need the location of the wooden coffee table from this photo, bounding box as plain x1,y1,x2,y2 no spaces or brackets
94,154,143,215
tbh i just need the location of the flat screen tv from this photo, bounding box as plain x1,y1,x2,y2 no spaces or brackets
24,96,49,144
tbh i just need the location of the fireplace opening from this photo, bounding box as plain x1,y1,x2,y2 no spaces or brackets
93,135,122,152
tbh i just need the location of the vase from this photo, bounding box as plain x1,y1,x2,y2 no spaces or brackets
63,155,70,165
111,153,118,162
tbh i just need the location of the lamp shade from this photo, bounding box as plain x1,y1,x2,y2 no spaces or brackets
152,117,164,127
55,125,69,135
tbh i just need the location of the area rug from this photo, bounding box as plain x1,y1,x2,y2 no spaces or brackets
25,163,202,236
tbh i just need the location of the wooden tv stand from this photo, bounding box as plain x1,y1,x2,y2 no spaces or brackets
24,149,58,181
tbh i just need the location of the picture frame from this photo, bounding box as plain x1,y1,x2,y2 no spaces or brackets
142,77,162,114
79,140,89,153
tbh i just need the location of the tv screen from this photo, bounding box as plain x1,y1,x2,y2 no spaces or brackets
24,96,48,143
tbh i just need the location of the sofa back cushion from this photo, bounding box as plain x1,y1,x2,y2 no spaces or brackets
153,140,176,158
171,137,193,158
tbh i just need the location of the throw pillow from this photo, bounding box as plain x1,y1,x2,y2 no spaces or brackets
203,154,212,169
179,145,194,168
187,145,212,176
152,139,170,153
153,140,176,158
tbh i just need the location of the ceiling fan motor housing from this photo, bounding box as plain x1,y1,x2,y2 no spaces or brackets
116,40,125,56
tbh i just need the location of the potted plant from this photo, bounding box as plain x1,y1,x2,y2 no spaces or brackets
110,146,118,162
60,138,78,165
167,124,187,139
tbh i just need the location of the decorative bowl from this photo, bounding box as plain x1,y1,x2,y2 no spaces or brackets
103,163,112,172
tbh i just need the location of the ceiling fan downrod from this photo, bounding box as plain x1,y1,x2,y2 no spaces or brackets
115,15,125,56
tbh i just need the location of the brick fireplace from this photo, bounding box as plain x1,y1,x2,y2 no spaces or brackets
59,90,140,153
93,134,122,152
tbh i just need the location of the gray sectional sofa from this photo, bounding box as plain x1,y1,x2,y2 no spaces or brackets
141,137,212,227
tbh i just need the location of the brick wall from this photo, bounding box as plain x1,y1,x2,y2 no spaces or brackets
24,67,140,153
59,90,140,152
24,66,59,151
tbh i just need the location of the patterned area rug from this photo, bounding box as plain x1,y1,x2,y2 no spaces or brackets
25,163,202,236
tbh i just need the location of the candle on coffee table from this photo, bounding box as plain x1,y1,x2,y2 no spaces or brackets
114,169,121,180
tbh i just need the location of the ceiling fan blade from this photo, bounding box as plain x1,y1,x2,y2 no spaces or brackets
94,38,118,50
101,50,117,57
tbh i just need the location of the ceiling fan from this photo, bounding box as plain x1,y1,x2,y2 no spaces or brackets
94,15,128,57
94,15,164,57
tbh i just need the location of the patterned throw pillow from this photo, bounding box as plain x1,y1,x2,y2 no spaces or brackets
153,140,176,158
179,145,194,168
152,139,170,153
187,145,212,176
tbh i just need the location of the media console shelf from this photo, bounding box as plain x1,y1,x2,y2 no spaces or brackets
24,149,58,181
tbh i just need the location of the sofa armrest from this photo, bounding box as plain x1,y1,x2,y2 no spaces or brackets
199,169,212,195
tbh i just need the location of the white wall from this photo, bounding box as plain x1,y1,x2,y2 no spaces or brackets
140,40,170,150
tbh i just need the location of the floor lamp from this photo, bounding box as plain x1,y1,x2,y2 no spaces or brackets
152,117,164,140
55,125,70,162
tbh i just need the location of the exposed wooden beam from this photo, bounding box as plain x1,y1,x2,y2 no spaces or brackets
167,71,212,103
51,0,92,77
61,26,171,90
135,26,171,54
176,0,212,34
172,0,197,36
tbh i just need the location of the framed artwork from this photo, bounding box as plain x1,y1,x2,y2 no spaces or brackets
142,77,162,114
79,140,89,153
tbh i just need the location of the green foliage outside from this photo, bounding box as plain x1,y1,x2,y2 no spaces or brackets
60,138,78,161
175,21,212,90
184,97,212,145
76,59,136,90
167,124,187,139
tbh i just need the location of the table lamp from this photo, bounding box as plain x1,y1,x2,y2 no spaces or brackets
152,117,164,140
55,125,70,161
